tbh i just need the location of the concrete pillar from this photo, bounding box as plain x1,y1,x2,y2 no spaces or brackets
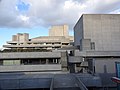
46,59,49,64
69,63,75,73
61,52,68,71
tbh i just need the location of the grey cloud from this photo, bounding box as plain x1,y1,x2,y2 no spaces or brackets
92,1,120,13
0,0,33,28
73,0,87,4
0,0,120,30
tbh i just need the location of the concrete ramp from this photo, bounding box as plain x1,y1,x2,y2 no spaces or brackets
50,74,88,90
54,87,80,90
0,73,88,90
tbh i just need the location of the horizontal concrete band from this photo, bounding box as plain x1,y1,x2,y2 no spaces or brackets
0,52,61,59
68,56,83,63
3,44,61,48
0,64,61,72
75,51,120,57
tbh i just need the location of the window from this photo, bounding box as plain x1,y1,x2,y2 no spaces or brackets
48,59,59,64
91,42,95,50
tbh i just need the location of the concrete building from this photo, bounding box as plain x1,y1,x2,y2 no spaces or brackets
3,25,73,50
0,51,69,72
1,25,73,73
12,33,29,43
49,25,69,37
1,14,120,90
74,14,120,51
73,14,120,73
68,14,120,89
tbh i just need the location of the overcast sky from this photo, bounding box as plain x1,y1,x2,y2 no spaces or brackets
0,0,120,48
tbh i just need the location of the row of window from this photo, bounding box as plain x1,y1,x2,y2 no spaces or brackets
11,42,69,46
0,59,60,66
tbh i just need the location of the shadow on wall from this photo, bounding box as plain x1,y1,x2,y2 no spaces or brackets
104,65,107,73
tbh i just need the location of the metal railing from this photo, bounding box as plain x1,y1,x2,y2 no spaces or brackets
50,75,54,90
74,74,88,90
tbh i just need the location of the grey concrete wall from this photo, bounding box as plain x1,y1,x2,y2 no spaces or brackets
0,64,61,72
77,74,102,87
83,14,120,51
74,50,120,57
73,50,120,73
0,52,61,59
81,39,91,51
61,52,68,71
74,14,120,51
68,56,83,63
94,58,120,73
74,15,84,47
0,78,51,89
49,25,69,37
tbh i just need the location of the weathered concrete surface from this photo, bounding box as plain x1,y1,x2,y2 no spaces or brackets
0,52,61,60
0,64,61,72
0,73,53,89
74,50,120,57
68,56,83,63
0,73,116,90
0,73,88,90
74,14,120,51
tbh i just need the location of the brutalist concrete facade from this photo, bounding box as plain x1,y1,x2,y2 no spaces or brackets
73,14,120,74
49,24,69,37
1,14,120,90
0,51,69,72
71,14,120,89
74,14,120,51
3,25,73,50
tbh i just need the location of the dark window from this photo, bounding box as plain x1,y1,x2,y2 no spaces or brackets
91,42,95,50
